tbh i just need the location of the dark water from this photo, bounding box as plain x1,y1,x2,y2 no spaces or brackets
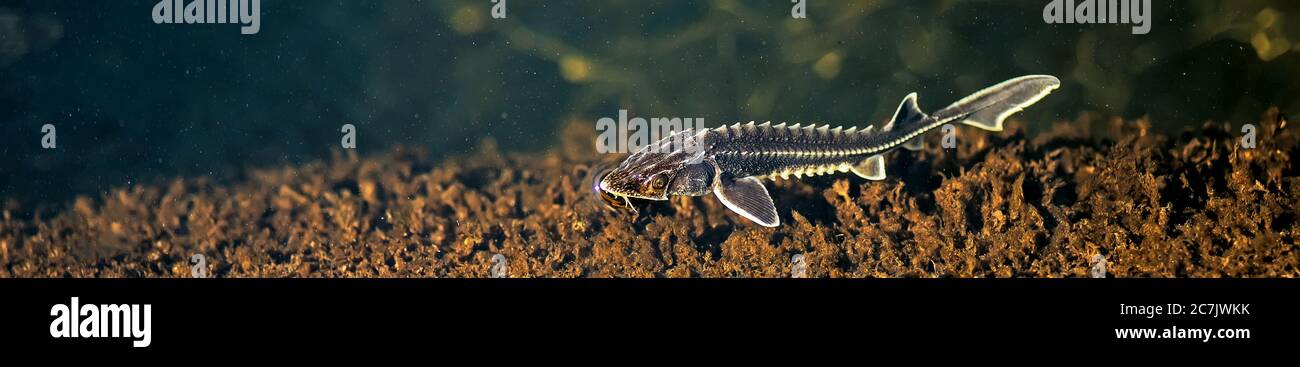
2,0,1298,206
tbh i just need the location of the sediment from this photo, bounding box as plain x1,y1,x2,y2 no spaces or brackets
2,110,1296,278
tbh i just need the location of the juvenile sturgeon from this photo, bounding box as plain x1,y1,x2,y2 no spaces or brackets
598,75,1061,227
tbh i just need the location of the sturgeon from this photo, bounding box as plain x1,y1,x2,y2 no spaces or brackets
597,75,1061,227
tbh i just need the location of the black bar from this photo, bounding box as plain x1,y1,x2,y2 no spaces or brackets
1,279,1295,354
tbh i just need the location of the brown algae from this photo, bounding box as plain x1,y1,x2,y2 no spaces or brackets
1,110,1296,278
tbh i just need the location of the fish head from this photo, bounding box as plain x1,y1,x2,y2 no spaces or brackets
599,151,682,201
599,130,709,201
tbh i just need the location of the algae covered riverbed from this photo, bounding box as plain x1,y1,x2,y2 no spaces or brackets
3,110,1296,278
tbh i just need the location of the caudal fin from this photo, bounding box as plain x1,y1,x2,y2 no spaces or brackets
932,75,1061,132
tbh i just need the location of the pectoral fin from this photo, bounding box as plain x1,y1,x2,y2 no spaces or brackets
714,176,779,227
850,155,887,180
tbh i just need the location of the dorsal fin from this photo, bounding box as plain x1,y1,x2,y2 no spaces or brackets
883,93,929,131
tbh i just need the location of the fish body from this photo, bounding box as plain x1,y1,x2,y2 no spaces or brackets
598,75,1062,227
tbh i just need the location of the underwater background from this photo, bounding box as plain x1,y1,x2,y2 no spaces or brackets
3,0,1299,207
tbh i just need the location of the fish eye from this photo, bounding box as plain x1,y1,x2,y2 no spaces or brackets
649,174,669,190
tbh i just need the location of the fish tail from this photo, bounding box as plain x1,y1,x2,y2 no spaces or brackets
932,75,1061,132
